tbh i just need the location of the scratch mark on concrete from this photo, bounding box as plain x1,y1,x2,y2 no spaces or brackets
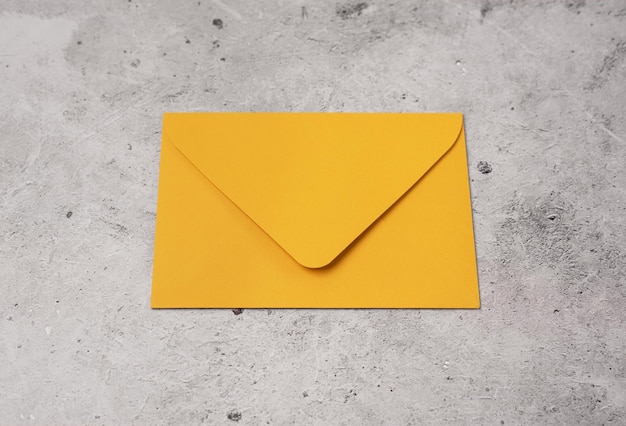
488,22,536,57
134,396,149,420
22,140,42,172
210,0,243,21
585,111,625,144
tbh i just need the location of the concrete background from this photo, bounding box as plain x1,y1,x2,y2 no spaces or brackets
1,0,625,424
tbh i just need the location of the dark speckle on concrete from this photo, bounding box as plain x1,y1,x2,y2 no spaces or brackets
477,161,493,174
480,2,492,19
212,18,223,29
565,0,586,12
303,391,308,397
220,57,226,61
227,410,242,421
66,211,73,219
336,2,368,19
343,389,357,402
232,308,243,315
185,37,191,44
77,40,82,45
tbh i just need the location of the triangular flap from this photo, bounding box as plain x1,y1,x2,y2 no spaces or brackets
162,112,463,268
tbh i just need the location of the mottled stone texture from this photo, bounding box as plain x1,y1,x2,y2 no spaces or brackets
1,0,625,424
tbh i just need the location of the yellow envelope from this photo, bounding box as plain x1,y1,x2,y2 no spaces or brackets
151,113,479,308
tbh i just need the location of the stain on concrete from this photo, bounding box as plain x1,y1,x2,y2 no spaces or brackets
113,222,129,234
480,2,493,19
336,2,368,19
599,41,626,74
226,410,242,421
477,161,493,174
0,14,77,70
565,0,586,13
586,40,626,89
497,193,576,268
101,219,129,236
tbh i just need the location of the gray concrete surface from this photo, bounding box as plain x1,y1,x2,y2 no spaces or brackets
1,0,625,424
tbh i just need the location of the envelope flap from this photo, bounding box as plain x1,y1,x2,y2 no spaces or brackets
163,112,463,268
